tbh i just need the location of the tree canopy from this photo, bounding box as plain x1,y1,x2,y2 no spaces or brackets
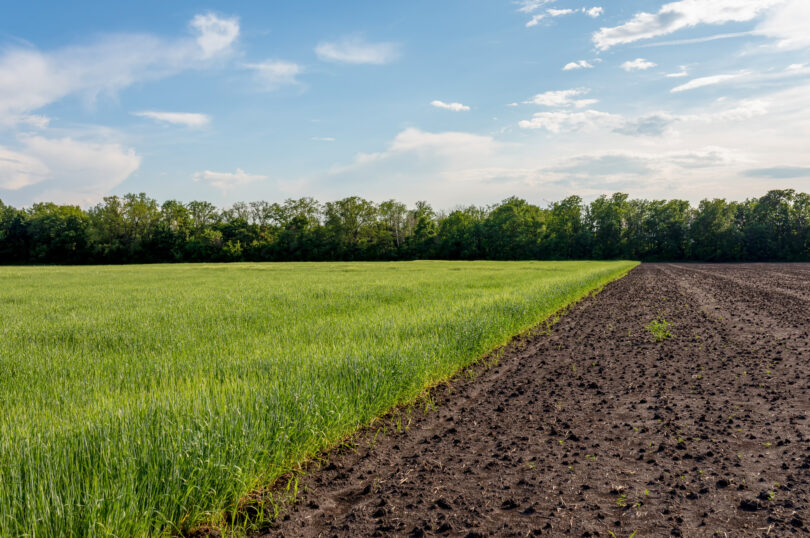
1,189,809,264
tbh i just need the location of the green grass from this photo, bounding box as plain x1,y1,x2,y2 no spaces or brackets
0,260,637,536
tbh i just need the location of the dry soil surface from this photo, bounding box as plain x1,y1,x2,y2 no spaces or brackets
263,264,810,537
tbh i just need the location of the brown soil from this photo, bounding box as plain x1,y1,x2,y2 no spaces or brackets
262,264,810,537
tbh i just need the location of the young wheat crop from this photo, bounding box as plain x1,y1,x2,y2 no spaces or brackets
0,260,636,536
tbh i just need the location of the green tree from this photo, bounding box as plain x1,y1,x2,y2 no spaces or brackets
26,203,89,263
401,201,435,258
378,199,408,256
543,196,586,259
435,206,486,259
323,196,379,260
483,197,544,259
587,193,629,259
647,199,691,260
0,200,30,263
688,199,742,261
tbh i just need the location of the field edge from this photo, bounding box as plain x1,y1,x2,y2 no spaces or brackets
201,261,640,536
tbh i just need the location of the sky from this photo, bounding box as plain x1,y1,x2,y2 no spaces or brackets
1,0,809,209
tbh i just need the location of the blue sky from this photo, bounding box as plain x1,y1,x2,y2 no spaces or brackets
1,0,809,208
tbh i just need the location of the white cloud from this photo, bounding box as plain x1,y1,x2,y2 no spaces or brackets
671,64,810,92
0,136,140,203
525,89,597,108
593,0,783,50
0,114,51,129
189,13,240,59
243,60,303,90
193,168,268,190
309,128,509,206
666,66,689,78
755,0,810,49
612,98,771,137
0,13,239,125
0,146,50,190
312,137,335,142
516,0,555,14
133,111,210,128
430,100,470,112
621,58,657,71
637,31,753,48
548,153,653,176
388,129,497,156
613,114,677,137
563,60,594,71
331,128,499,175
518,109,620,132
291,83,810,207
315,36,400,65
698,99,769,121
525,5,600,26
526,15,546,27
671,72,748,92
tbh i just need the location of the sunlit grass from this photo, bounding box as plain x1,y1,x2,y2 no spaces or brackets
0,260,636,536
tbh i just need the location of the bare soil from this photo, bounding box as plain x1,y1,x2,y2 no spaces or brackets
263,264,810,537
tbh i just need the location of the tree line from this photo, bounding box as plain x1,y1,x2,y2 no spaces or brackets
1,189,809,264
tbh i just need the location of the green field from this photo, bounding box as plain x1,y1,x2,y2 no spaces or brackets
0,260,636,536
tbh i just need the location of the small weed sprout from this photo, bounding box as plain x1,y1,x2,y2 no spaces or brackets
645,318,672,342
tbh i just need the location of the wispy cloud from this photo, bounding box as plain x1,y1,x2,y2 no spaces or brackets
525,89,597,108
385,129,497,157
431,100,470,112
744,166,810,178
243,60,303,90
613,114,676,137
755,0,810,49
666,66,689,78
547,8,574,16
638,31,754,48
193,168,268,190
526,14,547,27
0,136,140,203
0,146,51,190
593,0,782,50
525,6,601,27
133,111,211,128
0,13,240,125
190,13,240,59
563,60,594,71
315,36,400,65
621,58,656,71
671,72,750,92
516,0,555,14
518,109,620,132
670,63,810,92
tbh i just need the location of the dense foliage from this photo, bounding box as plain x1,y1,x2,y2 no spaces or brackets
2,189,809,263
0,261,635,536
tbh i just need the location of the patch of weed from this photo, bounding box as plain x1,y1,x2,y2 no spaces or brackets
645,318,672,342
